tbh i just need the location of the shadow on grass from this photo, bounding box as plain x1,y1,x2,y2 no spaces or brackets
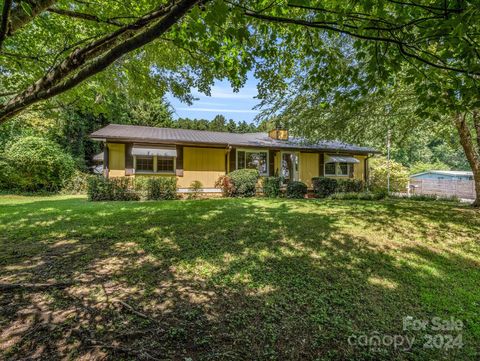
0,197,478,360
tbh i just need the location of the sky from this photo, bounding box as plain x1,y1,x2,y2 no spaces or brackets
167,73,260,123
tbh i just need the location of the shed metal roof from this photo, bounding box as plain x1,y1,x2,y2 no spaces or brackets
411,170,473,178
90,124,377,154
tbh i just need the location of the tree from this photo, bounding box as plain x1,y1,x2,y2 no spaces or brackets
209,114,227,131
2,135,76,191
0,0,255,122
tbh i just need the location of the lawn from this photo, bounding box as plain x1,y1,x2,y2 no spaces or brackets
0,195,479,360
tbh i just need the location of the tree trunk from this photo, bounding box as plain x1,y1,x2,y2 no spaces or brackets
454,112,480,207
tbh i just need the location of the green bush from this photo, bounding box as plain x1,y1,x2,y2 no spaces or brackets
62,171,92,194
312,177,338,198
187,180,203,200
263,176,282,198
286,181,308,199
146,177,177,200
0,158,21,190
228,169,260,197
330,191,387,201
87,176,139,201
369,157,409,192
337,179,364,193
388,193,460,203
3,136,76,192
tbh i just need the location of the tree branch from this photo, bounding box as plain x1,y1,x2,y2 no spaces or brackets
9,0,58,35
244,10,480,76
47,7,124,26
0,0,203,123
0,0,12,50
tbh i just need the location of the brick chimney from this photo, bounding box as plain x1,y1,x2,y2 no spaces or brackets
268,128,289,140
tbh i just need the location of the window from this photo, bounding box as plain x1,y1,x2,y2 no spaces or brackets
325,162,352,176
325,163,336,176
237,150,268,175
135,156,154,172
157,156,175,173
135,155,175,173
238,151,246,169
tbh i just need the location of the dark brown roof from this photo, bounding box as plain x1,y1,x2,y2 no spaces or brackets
90,124,377,154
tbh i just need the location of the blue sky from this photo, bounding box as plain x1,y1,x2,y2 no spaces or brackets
167,74,260,123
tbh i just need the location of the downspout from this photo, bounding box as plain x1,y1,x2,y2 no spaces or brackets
226,145,232,173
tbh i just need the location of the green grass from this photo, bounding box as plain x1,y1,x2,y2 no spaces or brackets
0,195,479,360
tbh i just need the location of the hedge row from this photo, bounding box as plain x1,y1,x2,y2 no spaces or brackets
312,177,364,198
87,176,177,201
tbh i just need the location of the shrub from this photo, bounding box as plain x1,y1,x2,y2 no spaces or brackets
286,181,308,199
62,171,92,194
3,136,76,192
228,169,259,197
337,179,364,193
369,157,409,192
438,195,460,203
146,177,177,200
188,180,203,199
0,158,21,190
312,177,338,198
263,176,282,198
215,175,235,197
87,176,139,201
330,191,387,201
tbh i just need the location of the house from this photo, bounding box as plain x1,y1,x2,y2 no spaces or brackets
410,170,474,181
90,124,377,192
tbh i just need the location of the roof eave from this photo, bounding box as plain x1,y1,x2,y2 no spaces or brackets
89,134,378,154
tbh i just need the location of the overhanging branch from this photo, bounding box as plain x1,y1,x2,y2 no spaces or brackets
47,8,124,26
244,10,480,76
0,0,203,123
9,0,58,35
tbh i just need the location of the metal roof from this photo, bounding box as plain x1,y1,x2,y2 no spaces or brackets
90,124,377,154
411,170,473,178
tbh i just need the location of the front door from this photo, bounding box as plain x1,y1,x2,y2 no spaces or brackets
281,152,299,183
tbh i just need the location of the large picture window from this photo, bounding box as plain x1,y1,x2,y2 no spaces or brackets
325,162,352,176
237,150,268,176
135,155,175,174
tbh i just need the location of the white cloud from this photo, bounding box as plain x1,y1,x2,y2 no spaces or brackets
177,107,259,114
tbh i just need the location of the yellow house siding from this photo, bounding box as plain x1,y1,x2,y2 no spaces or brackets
178,147,226,188
354,155,366,181
108,143,125,177
299,152,319,187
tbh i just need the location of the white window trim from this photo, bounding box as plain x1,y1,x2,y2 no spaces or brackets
324,162,352,177
134,155,176,175
236,148,269,176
